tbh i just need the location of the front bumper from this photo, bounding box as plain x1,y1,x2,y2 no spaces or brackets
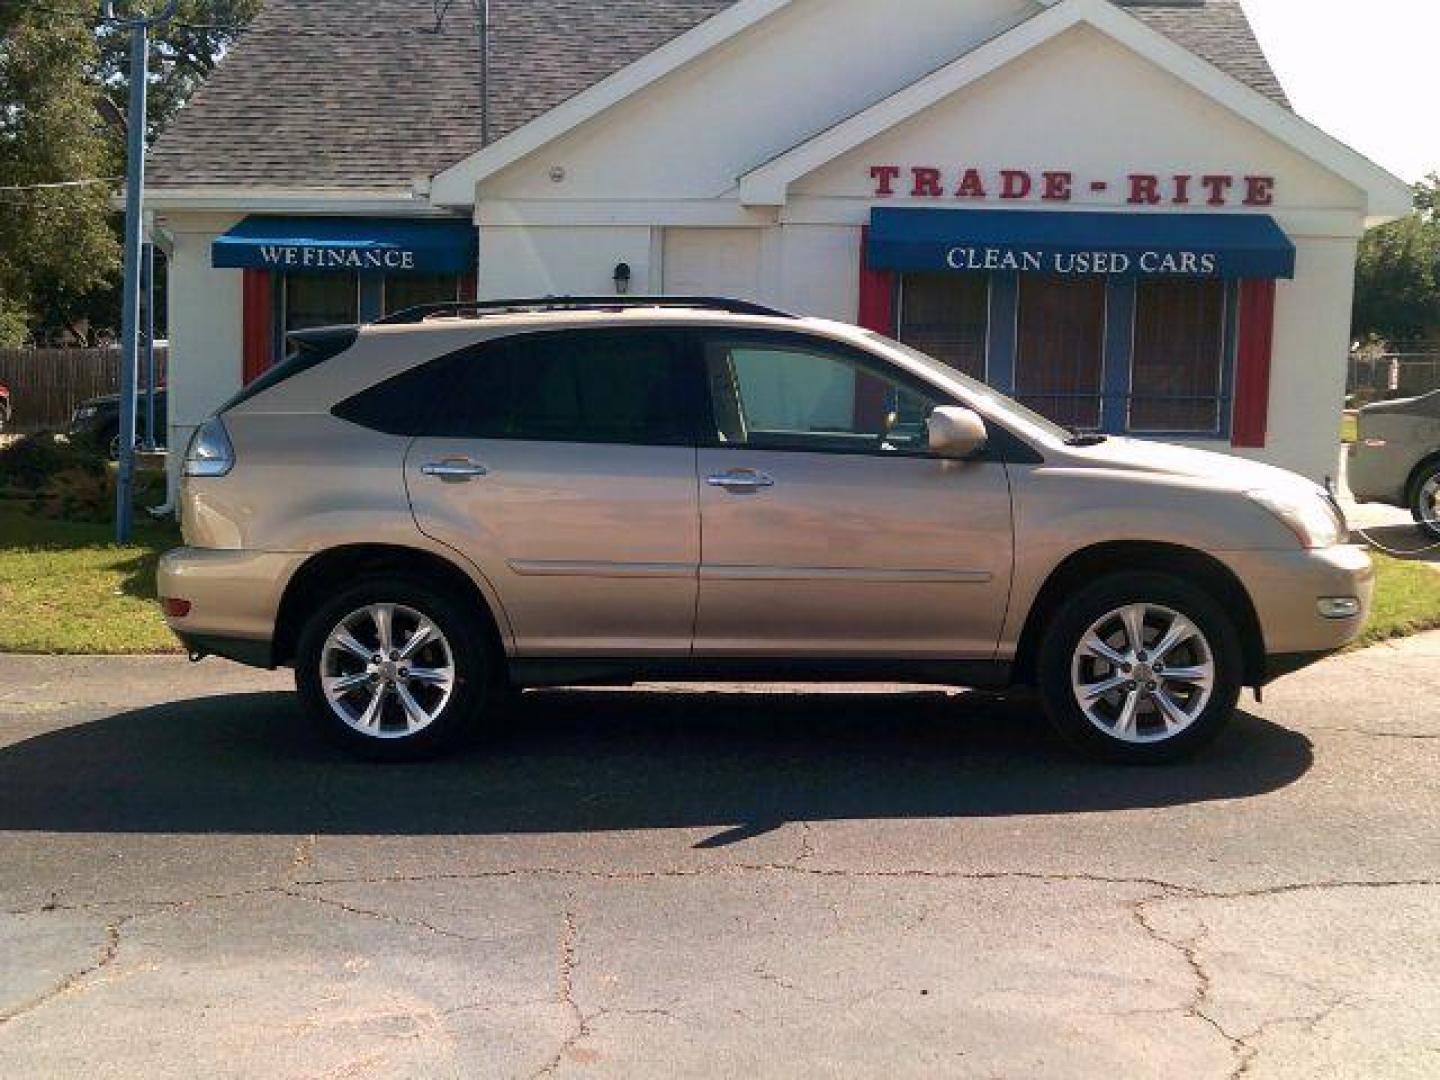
1220,544,1375,670
157,547,307,669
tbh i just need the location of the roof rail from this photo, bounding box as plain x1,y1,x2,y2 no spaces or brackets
373,295,797,326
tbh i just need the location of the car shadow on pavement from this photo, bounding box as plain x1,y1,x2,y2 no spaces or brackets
0,688,1312,837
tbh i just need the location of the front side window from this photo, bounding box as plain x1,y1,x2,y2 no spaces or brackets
703,337,943,455
1129,280,1227,433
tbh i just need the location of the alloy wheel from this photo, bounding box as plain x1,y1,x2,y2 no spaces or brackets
319,603,456,739
1070,602,1216,744
1419,473,1440,531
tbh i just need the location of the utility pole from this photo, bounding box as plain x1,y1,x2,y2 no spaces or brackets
101,0,178,543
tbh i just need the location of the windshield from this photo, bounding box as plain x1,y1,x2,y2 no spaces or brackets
858,330,1074,443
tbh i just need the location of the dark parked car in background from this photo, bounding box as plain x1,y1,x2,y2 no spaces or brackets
69,389,168,458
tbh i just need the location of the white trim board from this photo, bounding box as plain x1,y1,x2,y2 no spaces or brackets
736,0,1411,222
430,0,797,207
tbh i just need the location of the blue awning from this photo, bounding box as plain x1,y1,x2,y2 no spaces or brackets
213,216,477,274
868,208,1295,279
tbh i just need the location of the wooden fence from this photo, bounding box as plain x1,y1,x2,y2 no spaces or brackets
0,346,168,432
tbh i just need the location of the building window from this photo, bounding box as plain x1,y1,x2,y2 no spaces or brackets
898,273,988,380
888,267,1241,439
1129,280,1227,433
1014,276,1107,430
283,272,359,334
383,273,465,316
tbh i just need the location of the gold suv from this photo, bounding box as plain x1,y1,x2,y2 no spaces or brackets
159,297,1373,762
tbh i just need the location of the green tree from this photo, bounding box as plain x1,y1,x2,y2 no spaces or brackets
1353,175,1440,349
0,3,119,345
96,0,261,138
0,1,258,346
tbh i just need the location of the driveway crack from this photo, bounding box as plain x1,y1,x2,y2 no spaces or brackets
1131,898,1246,1064
280,887,478,943
0,914,129,1026
532,905,587,1078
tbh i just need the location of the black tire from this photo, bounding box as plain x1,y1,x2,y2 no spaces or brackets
1408,460,1440,541
1037,572,1243,764
294,575,497,761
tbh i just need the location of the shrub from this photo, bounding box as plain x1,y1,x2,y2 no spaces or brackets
30,468,169,525
0,432,103,493
33,468,116,523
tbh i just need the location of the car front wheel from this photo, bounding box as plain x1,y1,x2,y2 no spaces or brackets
1410,462,1440,541
294,576,495,761
1037,572,1243,763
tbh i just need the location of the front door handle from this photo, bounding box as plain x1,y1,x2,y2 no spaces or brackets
706,470,775,493
421,460,489,481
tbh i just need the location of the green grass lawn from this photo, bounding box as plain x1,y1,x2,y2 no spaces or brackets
1355,553,1440,649
1341,412,1358,445
0,500,1437,656
0,501,182,654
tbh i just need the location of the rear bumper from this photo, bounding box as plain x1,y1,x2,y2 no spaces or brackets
171,630,276,669
157,547,305,669
1220,544,1375,671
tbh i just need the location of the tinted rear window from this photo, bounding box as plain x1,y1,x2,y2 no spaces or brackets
334,328,702,446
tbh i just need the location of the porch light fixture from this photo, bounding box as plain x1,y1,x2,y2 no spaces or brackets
613,262,633,294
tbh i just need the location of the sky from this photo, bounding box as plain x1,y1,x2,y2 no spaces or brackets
1240,0,1435,184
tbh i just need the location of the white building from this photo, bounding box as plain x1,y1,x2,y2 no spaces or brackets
147,0,1411,485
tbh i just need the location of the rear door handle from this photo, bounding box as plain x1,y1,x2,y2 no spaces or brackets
706,470,775,492
421,460,489,480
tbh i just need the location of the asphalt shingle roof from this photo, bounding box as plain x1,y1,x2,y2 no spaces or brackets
148,0,1290,191
1124,0,1290,109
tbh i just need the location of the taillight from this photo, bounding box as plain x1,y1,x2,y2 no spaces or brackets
161,598,192,618
184,416,235,477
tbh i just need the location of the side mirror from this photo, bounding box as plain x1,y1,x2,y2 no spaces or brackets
927,406,988,460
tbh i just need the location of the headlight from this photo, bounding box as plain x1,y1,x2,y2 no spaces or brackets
74,406,98,421
184,416,235,477
1247,487,1346,549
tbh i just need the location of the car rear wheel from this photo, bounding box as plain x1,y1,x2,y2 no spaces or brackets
1037,572,1243,763
294,576,496,761
1409,462,1440,541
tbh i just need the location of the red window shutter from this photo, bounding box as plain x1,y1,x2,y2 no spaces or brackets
855,226,896,428
1231,279,1277,448
857,225,896,335
241,269,274,384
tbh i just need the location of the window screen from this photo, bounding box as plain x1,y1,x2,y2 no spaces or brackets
703,337,941,455
899,273,989,380
1129,280,1227,433
1014,276,1106,430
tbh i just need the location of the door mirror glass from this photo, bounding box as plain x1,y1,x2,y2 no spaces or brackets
927,406,988,459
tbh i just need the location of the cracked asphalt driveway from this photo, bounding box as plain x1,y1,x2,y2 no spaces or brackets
1,636,1438,1079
